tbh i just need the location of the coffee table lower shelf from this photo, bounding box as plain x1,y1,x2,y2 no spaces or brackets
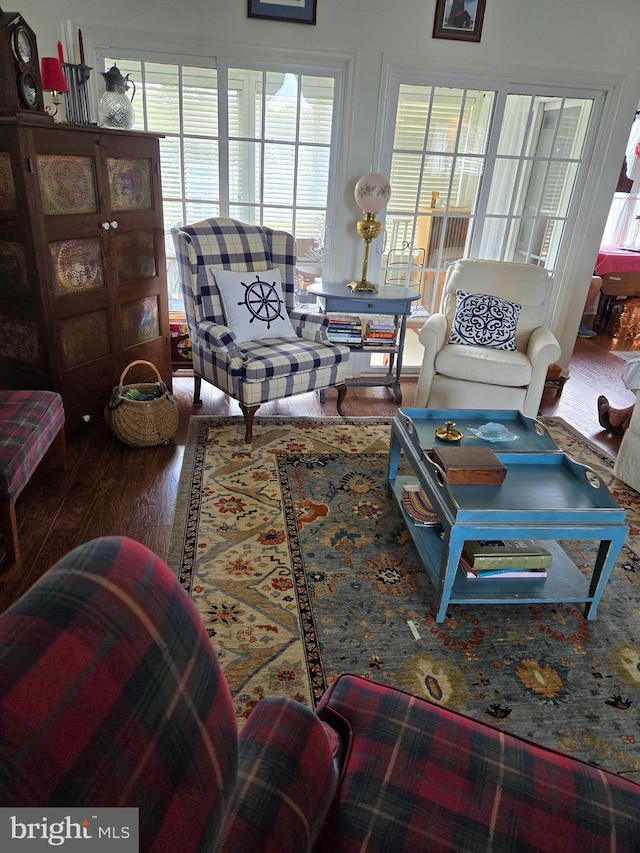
391,476,606,612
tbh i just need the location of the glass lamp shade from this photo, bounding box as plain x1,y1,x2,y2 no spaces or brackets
354,172,391,214
40,57,68,93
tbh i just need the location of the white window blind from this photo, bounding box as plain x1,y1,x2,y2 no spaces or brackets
105,56,339,305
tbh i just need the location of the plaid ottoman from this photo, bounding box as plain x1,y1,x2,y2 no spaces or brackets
0,390,65,562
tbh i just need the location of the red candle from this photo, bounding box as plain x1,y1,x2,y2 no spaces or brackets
57,41,64,63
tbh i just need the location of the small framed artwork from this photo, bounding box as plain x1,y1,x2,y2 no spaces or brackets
248,0,317,25
433,0,486,42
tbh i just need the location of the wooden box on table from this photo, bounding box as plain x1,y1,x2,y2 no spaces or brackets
430,445,507,485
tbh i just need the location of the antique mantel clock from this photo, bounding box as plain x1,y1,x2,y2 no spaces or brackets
0,8,45,115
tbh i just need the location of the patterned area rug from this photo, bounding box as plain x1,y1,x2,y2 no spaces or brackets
168,416,640,778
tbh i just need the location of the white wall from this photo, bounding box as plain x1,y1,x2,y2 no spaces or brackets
17,0,640,367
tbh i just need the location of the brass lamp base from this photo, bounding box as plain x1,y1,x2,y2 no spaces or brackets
348,211,381,294
347,278,378,293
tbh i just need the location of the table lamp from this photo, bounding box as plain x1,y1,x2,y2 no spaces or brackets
348,172,391,293
40,57,68,117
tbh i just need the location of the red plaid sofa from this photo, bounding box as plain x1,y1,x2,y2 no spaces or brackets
0,536,638,852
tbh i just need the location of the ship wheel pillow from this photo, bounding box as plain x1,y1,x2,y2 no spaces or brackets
448,289,522,351
211,267,296,342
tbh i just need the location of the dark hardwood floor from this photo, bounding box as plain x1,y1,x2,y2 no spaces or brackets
0,331,635,613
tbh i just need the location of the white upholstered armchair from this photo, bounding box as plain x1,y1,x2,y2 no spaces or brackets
415,259,561,418
172,218,349,442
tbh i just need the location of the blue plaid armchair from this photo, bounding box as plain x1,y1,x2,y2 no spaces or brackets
172,218,349,442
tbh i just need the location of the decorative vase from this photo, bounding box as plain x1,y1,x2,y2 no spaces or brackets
99,64,136,130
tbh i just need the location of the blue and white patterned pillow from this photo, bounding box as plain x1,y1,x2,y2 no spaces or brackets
212,267,296,343
448,290,522,351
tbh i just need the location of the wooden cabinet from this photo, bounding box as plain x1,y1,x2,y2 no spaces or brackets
0,116,171,430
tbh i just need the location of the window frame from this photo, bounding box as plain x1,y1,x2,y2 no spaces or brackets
374,63,606,312
88,35,353,286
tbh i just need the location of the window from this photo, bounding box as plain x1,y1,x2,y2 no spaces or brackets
478,95,592,271
378,73,600,317
103,56,340,309
382,84,494,316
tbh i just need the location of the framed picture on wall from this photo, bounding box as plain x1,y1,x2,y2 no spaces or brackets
248,0,317,25
433,0,486,42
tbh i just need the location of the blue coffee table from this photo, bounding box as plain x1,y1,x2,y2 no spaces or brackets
387,408,629,623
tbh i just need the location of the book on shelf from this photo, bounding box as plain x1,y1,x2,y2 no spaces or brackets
365,317,395,328
328,316,360,325
327,313,362,345
329,322,362,330
328,312,361,323
365,322,396,334
460,555,548,579
462,539,552,570
327,334,362,345
363,338,396,349
365,334,396,344
401,484,441,527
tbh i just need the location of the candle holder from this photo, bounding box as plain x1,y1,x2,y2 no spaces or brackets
435,420,463,442
61,62,94,125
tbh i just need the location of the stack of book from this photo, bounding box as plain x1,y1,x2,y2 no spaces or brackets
326,313,362,346
364,318,397,348
460,539,552,579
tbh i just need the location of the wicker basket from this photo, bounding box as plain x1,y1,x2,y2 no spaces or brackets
105,360,179,447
